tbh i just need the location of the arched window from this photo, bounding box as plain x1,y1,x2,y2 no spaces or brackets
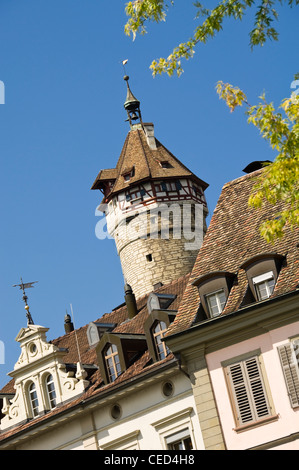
104,344,121,382
45,374,56,409
153,321,169,360
28,382,39,417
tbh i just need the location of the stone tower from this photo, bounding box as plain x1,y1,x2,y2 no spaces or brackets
91,77,209,299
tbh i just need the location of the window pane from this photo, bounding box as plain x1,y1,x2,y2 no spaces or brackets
105,344,121,382
206,290,226,317
256,277,275,300
29,383,39,417
153,321,169,360
168,436,193,450
46,374,56,409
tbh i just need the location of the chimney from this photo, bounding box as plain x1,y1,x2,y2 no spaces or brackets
242,161,272,173
143,123,157,150
64,313,74,333
124,284,138,319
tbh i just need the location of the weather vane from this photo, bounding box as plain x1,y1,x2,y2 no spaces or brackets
122,58,128,75
13,278,38,325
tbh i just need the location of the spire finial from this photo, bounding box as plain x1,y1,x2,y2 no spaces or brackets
13,277,38,325
121,61,142,127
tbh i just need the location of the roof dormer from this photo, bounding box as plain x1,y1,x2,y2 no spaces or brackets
96,332,147,385
87,321,116,347
240,253,285,303
145,292,177,362
147,292,176,314
192,271,236,318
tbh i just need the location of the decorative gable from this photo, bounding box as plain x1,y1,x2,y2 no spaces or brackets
0,324,89,431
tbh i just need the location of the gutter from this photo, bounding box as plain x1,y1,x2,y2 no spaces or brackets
164,289,299,354
169,289,299,339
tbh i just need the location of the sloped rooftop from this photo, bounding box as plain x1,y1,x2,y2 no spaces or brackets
167,168,299,337
91,127,208,197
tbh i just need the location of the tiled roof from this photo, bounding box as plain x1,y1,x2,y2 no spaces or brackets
167,169,299,337
91,128,208,196
0,274,189,442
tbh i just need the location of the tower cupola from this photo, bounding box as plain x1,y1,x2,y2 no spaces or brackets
123,75,142,127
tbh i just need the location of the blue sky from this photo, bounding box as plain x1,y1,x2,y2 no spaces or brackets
0,0,298,388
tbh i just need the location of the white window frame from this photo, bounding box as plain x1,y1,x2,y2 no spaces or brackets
28,381,39,418
165,428,193,450
45,374,57,410
205,289,227,317
252,271,275,301
151,407,196,450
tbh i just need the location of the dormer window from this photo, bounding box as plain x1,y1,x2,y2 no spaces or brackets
205,289,227,317
96,333,147,385
144,301,176,362
240,253,284,304
147,292,176,313
104,344,121,382
253,271,275,301
159,161,173,169
122,166,135,182
28,382,39,417
152,321,169,360
192,271,235,319
87,322,116,347
45,374,56,410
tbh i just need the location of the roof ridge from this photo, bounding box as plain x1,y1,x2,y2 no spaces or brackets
222,168,264,189
136,128,152,177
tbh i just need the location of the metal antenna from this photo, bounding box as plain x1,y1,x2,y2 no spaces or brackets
13,278,38,325
70,303,81,363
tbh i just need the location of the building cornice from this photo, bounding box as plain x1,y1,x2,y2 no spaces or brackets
0,357,181,449
165,290,299,360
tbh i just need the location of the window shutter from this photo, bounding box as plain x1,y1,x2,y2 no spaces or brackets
244,357,270,419
227,356,271,425
277,344,299,408
228,362,254,424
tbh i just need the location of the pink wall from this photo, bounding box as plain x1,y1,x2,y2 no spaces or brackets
206,321,299,450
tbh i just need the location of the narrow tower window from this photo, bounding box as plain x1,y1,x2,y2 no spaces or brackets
146,254,152,262
46,374,57,409
29,382,39,417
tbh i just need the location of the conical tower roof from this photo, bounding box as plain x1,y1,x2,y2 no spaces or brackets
91,125,208,198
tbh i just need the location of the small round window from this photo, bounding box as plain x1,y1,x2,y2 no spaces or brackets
28,342,37,356
162,381,174,397
110,404,122,420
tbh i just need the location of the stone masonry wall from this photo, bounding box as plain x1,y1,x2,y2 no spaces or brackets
119,236,198,299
